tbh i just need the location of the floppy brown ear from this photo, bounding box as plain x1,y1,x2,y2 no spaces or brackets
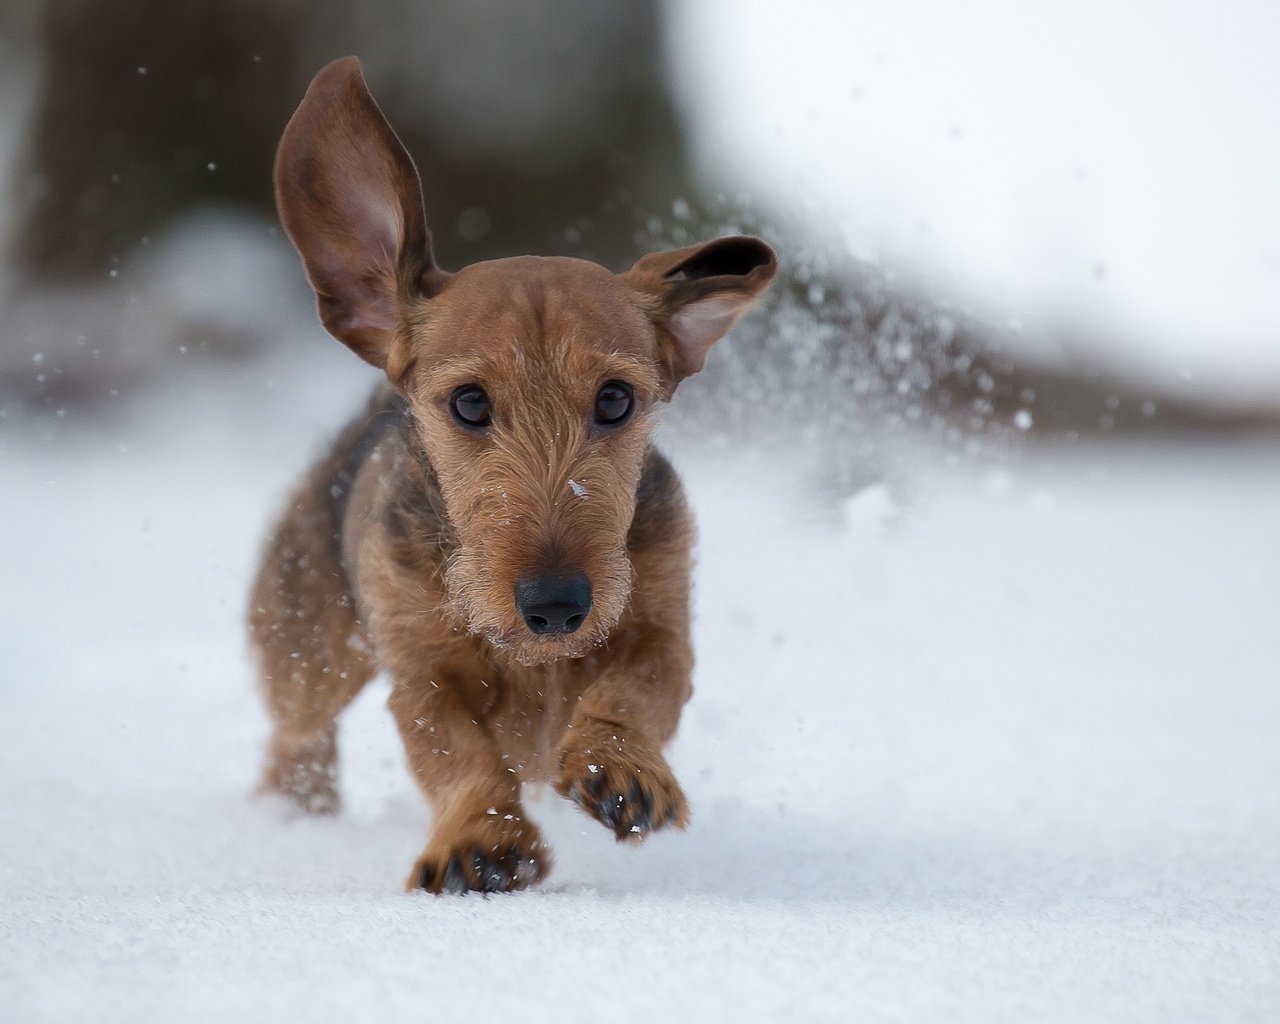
623,235,778,395
274,57,447,373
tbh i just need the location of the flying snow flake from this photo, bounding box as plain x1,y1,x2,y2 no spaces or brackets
1013,409,1033,431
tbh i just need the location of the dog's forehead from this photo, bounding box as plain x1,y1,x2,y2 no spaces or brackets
419,256,655,363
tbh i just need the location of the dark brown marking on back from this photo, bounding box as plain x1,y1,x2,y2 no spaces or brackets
627,447,684,552
383,437,456,571
326,387,412,545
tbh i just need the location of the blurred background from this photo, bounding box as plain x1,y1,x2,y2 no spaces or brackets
3,0,1278,459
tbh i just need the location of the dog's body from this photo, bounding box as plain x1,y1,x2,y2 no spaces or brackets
249,57,776,893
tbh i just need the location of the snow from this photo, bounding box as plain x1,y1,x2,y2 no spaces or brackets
665,0,1280,401
2,353,1278,1021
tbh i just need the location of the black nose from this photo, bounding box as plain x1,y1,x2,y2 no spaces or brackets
516,574,592,635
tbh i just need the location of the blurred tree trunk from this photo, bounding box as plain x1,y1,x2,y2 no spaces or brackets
10,0,693,285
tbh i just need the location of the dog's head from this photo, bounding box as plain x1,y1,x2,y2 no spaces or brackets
275,58,776,665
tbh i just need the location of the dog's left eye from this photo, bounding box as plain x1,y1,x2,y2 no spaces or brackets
450,385,492,428
594,381,633,427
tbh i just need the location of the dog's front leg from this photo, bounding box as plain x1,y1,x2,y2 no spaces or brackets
554,635,693,842
388,678,550,894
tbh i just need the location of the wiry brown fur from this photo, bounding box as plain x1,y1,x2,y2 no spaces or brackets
249,57,776,893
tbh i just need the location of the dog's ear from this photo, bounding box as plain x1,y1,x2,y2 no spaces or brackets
274,57,447,375
623,236,777,395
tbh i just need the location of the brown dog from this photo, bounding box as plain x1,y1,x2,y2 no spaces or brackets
248,57,777,893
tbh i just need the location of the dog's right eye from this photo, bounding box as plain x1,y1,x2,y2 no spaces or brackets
449,385,491,429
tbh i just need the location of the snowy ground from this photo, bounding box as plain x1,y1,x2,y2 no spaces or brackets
2,353,1278,1022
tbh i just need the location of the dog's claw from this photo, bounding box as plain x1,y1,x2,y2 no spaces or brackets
595,790,624,830
630,778,653,822
477,847,517,893
442,854,468,894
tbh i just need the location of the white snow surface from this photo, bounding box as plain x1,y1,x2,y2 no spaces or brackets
2,358,1279,1021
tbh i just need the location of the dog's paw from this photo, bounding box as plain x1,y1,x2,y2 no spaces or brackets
407,809,550,895
259,735,341,816
555,725,689,842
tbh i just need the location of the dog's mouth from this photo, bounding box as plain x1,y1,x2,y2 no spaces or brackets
479,621,609,667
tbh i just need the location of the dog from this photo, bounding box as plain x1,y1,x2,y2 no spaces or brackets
248,57,777,893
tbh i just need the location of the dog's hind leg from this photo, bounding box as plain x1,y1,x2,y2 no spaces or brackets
248,474,375,814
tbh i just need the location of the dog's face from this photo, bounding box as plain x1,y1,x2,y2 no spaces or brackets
401,258,660,663
274,58,776,665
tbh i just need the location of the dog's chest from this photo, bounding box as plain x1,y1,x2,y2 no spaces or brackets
479,658,593,778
